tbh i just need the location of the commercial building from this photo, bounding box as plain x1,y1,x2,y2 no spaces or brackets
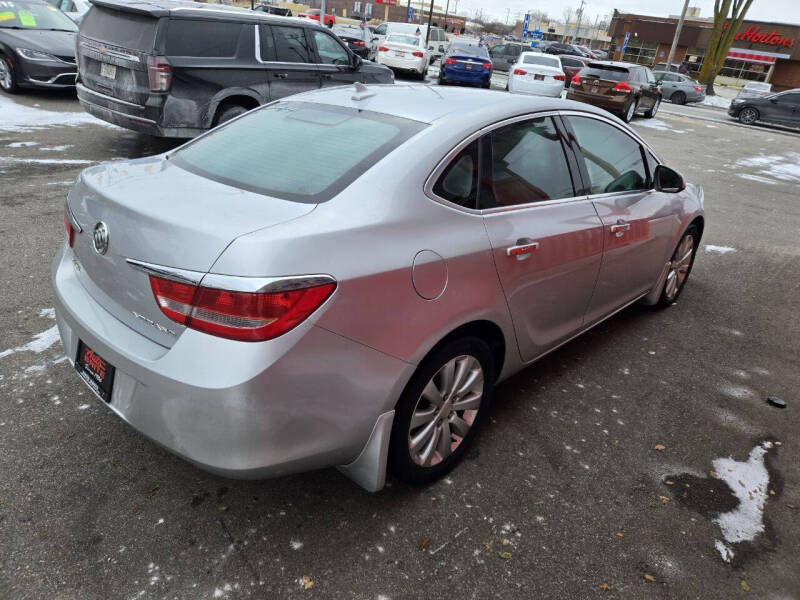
511,20,612,51
302,0,466,32
608,9,800,90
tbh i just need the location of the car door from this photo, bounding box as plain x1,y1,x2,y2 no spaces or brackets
563,115,678,324
478,115,605,362
655,72,678,99
764,91,800,126
310,28,362,86
638,68,658,109
260,24,321,100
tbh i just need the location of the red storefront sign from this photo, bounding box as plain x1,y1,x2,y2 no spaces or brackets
730,24,795,48
376,0,397,4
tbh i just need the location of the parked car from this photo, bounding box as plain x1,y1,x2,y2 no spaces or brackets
373,22,446,61
654,71,705,105
567,61,662,122
591,49,608,59
54,84,704,491
575,44,600,59
728,89,800,128
75,0,393,137
653,61,685,73
438,41,491,87
487,41,525,72
377,32,431,80
0,0,77,93
253,4,292,17
332,24,376,61
734,80,773,100
507,52,564,97
557,54,590,88
298,8,334,26
544,42,584,57
46,0,91,22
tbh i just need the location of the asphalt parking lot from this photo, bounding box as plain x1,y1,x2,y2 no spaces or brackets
1,88,799,599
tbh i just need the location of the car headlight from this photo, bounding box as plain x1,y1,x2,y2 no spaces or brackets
16,47,62,62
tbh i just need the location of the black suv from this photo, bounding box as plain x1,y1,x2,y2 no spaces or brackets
544,42,585,57
76,0,393,137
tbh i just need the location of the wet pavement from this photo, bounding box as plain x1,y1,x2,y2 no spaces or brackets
1,89,799,599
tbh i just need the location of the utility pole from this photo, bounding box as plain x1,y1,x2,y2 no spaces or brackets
590,14,598,48
425,0,434,45
573,0,585,43
320,0,326,28
406,0,411,23
505,7,510,25
666,0,690,71
443,0,450,32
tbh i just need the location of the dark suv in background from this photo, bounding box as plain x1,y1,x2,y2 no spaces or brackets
567,61,661,122
75,0,393,137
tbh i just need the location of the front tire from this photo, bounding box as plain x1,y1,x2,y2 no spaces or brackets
658,225,699,306
738,107,759,125
388,337,495,484
0,54,20,94
644,96,660,118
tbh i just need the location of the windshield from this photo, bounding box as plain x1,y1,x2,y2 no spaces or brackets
171,102,427,204
386,33,420,46
0,0,77,31
522,55,560,68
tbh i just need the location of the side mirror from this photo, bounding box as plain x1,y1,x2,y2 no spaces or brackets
769,97,778,103
653,164,685,193
352,53,363,69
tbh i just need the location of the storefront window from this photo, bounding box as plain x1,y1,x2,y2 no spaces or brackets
621,40,658,65
684,47,768,82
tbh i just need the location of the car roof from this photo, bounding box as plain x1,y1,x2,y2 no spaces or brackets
291,84,617,126
89,0,319,25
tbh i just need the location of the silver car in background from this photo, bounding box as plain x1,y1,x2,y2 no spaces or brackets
654,71,706,105
54,85,705,491
734,80,773,100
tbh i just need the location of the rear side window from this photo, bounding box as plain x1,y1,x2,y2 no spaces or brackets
433,141,478,208
581,66,628,82
480,117,575,208
80,6,156,51
273,25,312,63
166,20,242,57
171,102,426,203
568,116,647,194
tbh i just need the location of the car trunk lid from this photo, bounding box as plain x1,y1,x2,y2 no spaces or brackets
574,64,630,96
67,156,316,347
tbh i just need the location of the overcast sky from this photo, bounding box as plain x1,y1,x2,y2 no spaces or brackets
449,0,800,27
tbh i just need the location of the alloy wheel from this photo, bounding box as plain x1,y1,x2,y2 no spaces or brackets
408,354,483,467
740,107,758,124
626,100,637,121
0,58,12,90
664,234,695,300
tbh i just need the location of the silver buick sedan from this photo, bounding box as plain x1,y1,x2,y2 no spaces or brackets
54,84,704,491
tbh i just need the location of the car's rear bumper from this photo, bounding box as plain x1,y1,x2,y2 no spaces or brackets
567,89,627,113
51,244,413,481
76,83,204,138
378,54,425,73
509,78,562,97
440,66,491,84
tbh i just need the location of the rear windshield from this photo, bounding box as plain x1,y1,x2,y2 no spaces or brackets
0,0,77,31
580,66,629,82
451,43,489,58
171,102,427,204
387,33,420,46
80,6,157,51
522,55,560,68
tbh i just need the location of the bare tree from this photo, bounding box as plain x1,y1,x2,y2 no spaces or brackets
698,0,756,95
562,7,573,25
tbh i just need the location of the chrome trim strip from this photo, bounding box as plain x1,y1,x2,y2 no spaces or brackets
126,259,204,286
200,273,336,294
65,198,82,233
77,83,146,110
79,41,140,63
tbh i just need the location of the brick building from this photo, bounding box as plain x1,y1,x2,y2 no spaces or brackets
608,10,800,90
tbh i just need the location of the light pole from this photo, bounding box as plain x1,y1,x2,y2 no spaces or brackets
666,0,690,71
573,0,585,44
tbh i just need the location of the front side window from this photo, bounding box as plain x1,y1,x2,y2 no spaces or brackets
776,92,800,105
312,30,349,65
432,141,478,208
273,26,312,63
568,116,647,194
172,102,426,203
373,22,386,35
480,117,575,208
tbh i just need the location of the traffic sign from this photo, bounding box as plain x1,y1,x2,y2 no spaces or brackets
407,6,413,21
522,13,530,38
621,31,630,53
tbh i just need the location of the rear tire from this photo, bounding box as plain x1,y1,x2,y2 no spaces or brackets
0,53,20,94
214,104,249,127
671,91,686,105
658,225,699,306
388,337,494,485
622,98,638,122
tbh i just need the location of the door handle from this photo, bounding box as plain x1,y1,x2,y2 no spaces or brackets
506,241,539,258
610,222,631,237
322,73,333,79
274,72,288,79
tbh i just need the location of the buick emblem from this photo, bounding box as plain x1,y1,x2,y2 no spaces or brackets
92,222,109,255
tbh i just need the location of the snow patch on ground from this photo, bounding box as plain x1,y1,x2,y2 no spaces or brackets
735,152,800,184
701,95,732,109
7,141,38,148
290,540,303,550
705,245,736,254
0,157,93,166
713,441,774,562
0,325,60,359
39,145,74,152
632,118,686,133
0,94,115,133
737,173,778,185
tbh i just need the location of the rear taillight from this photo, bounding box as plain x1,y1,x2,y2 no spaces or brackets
353,40,366,47
694,85,702,92
571,73,581,84
444,57,456,65
412,51,424,57
65,213,75,247
149,275,336,342
554,74,565,81
482,62,492,69
613,81,632,92
379,46,389,52
512,68,526,75
147,55,172,92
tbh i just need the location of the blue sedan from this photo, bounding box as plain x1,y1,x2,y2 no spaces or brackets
438,42,492,88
